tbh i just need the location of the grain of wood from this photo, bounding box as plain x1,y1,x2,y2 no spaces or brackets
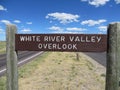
106,23,120,90
6,24,18,90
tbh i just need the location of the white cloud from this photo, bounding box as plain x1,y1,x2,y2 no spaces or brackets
21,28,31,33
115,0,120,4
81,19,107,26
81,0,88,1
0,5,7,11
49,21,53,23
51,30,84,34
46,12,79,24
98,26,107,32
0,28,4,34
110,21,120,24
48,26,64,31
13,20,21,23
49,26,86,34
0,28,3,32
66,27,86,31
1,20,11,24
98,32,104,34
81,0,110,7
26,22,32,25
63,31,85,34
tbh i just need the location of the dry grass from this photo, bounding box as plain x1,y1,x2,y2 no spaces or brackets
19,52,106,90
0,41,6,54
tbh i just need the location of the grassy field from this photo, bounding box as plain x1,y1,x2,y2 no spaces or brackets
0,52,106,90
0,41,6,54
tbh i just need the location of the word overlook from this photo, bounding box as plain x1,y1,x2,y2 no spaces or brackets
15,34,107,52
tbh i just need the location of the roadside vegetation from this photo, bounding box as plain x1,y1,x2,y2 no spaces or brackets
0,41,6,54
0,52,106,90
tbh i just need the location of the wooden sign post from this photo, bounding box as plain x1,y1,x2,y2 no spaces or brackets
106,23,120,90
6,24,18,90
76,52,79,61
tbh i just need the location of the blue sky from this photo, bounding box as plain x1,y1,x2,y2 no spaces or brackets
0,0,120,40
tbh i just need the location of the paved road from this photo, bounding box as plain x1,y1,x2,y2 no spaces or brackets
0,51,43,76
84,52,106,67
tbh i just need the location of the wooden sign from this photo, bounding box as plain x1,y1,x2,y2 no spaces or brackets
7,23,120,90
15,34,107,52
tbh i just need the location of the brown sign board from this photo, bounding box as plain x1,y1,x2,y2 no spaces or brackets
15,34,107,52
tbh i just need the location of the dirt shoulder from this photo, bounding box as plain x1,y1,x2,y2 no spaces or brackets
19,52,106,90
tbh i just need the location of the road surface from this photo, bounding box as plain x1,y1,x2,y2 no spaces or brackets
84,52,106,67
0,51,43,76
